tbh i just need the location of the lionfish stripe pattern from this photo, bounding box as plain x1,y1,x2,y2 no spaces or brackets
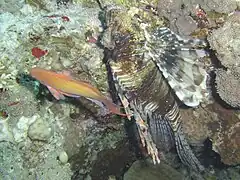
109,52,204,171
145,27,208,171
103,6,209,172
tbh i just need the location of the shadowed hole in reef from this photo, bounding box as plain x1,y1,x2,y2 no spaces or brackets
91,118,144,179
199,138,226,169
69,113,147,180
124,116,146,160
89,140,136,180
70,140,137,180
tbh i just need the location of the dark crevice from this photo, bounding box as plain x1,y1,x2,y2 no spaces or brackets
204,42,225,69
199,138,226,169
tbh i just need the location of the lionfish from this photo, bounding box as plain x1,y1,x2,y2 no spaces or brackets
101,5,210,172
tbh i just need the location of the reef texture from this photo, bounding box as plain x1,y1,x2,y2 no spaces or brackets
124,158,240,180
181,103,240,166
0,0,105,91
0,0,124,179
124,160,184,180
208,13,240,108
155,0,240,167
157,0,239,36
1,0,240,179
215,69,240,108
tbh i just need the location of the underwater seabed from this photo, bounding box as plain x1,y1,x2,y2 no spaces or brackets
1,0,240,180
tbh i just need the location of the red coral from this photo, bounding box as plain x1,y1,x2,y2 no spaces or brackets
31,47,48,60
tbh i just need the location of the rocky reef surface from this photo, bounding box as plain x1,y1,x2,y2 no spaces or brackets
0,0,240,180
208,13,240,108
0,0,114,179
155,0,240,171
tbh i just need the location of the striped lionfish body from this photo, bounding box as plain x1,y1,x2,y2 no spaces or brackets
102,5,209,172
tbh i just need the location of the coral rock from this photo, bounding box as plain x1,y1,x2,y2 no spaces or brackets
215,69,240,108
181,103,240,166
208,13,240,70
59,151,69,164
28,116,52,141
124,160,184,180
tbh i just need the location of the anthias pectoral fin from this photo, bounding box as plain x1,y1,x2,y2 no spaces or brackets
47,85,65,100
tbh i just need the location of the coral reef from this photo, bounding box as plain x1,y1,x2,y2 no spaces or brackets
155,0,240,168
181,103,240,166
208,13,240,71
124,160,184,180
28,114,53,141
0,0,105,91
123,158,240,180
0,141,72,179
208,13,240,107
0,117,14,142
70,122,131,179
157,0,239,36
0,85,39,142
215,69,240,108
0,0,115,179
1,0,240,179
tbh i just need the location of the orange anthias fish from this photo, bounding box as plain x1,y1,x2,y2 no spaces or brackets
30,68,128,116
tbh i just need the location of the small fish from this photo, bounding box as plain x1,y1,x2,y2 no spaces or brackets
31,47,48,60
8,101,20,106
30,68,128,116
61,16,70,22
44,15,70,22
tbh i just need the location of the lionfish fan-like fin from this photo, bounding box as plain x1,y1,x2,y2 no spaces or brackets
175,129,205,172
147,112,175,151
163,101,204,171
152,27,207,48
149,27,209,107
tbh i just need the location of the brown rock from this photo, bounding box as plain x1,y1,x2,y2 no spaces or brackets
180,102,240,165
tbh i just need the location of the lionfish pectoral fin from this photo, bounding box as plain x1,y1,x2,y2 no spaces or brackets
174,129,205,172
47,85,65,100
150,27,209,107
148,113,175,152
